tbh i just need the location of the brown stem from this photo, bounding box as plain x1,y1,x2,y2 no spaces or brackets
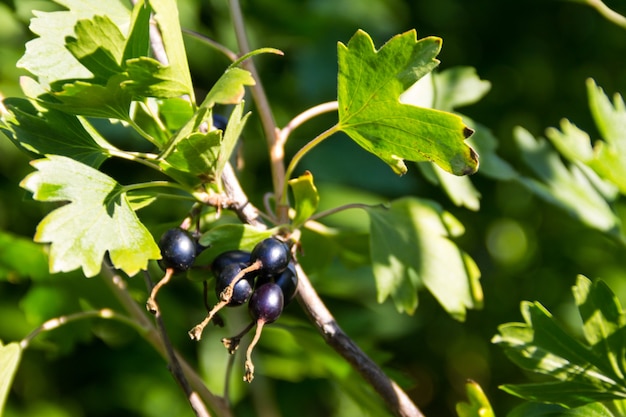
143,270,212,417
294,263,424,417
100,264,232,417
228,0,287,220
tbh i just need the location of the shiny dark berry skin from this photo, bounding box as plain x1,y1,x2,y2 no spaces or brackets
211,250,252,277
215,263,255,306
273,263,298,304
256,262,298,305
250,237,290,276
158,228,196,272
212,113,228,131
249,282,284,323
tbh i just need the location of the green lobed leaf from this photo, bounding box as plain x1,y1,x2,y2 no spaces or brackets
123,0,152,62
546,119,620,201
0,231,50,282
366,197,482,319
573,276,626,383
1,97,110,167
0,341,22,415
214,102,250,180
455,380,496,417
20,155,161,277
493,277,626,408
159,97,194,132
288,171,320,228
17,0,131,85
514,126,620,235
585,79,626,194
123,56,193,99
417,161,481,210
164,102,249,181
164,128,221,180
500,380,626,409
65,15,125,82
149,0,195,102
337,29,478,176
506,402,616,417
199,67,256,108
47,75,134,120
432,66,492,111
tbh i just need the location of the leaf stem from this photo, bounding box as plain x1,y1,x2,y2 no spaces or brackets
121,114,161,147
123,180,190,194
277,101,339,149
282,123,341,205
581,0,626,29
307,202,385,223
106,148,163,171
182,28,239,62
20,309,143,349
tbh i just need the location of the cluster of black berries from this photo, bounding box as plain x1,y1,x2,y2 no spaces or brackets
150,228,299,382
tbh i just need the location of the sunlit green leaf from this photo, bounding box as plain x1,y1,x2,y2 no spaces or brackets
546,119,619,201
573,276,626,382
149,0,195,101
337,29,478,176
123,0,152,62
0,341,22,415
417,161,481,210
432,66,492,111
514,126,620,235
123,56,192,98
0,231,50,282
585,79,626,194
1,97,110,167
20,155,161,277
48,75,134,120
288,171,320,228
215,102,249,180
164,102,248,181
456,380,495,417
493,277,626,408
17,0,131,85
65,15,125,81
159,97,194,131
366,197,481,318
200,67,256,108
506,402,615,417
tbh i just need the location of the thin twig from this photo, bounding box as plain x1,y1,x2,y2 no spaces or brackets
99,264,232,417
143,270,211,417
228,0,287,220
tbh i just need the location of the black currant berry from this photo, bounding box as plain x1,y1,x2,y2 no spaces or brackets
250,237,291,276
211,250,252,276
212,113,228,131
215,263,255,306
249,282,284,324
273,263,298,304
256,262,299,305
158,228,196,273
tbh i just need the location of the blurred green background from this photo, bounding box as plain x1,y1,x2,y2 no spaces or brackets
1,0,626,416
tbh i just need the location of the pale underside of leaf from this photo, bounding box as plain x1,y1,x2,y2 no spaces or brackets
20,155,160,277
